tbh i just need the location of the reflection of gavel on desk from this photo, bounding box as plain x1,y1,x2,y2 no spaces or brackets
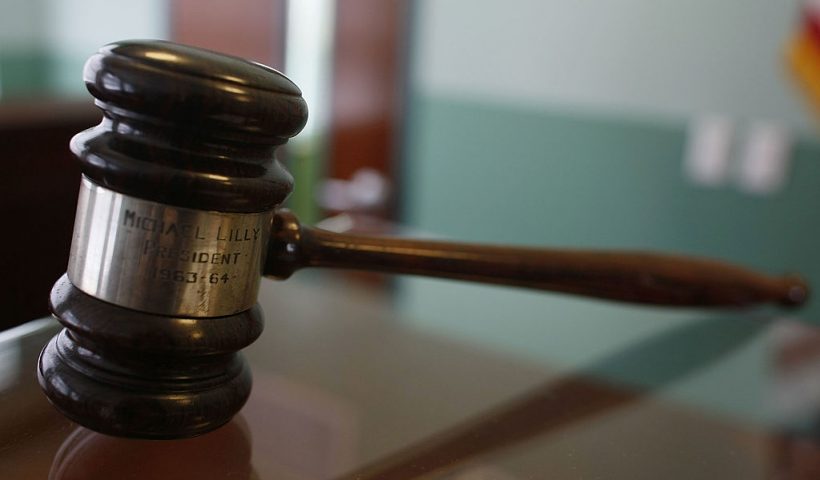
37,40,809,439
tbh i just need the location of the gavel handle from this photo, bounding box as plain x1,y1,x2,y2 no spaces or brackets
264,211,808,308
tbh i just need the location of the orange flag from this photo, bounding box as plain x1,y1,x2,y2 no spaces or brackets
787,2,820,115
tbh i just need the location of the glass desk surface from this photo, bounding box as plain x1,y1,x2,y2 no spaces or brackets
1,274,819,479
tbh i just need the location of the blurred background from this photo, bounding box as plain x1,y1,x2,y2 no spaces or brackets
2,0,820,424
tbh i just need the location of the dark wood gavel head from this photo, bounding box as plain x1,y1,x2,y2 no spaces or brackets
38,40,307,438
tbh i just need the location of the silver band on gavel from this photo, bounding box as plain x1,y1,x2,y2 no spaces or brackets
67,177,272,317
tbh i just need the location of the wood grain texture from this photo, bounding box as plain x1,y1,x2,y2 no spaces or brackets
266,210,808,308
336,316,768,479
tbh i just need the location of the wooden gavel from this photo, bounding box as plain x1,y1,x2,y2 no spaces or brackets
37,40,809,439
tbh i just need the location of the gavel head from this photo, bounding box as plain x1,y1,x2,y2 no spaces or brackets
37,40,308,438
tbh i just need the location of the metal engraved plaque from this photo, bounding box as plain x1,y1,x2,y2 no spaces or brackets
67,177,272,317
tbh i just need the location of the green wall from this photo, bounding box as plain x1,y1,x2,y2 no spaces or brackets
401,95,820,303
397,94,820,423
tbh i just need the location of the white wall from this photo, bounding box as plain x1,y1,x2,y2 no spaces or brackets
43,0,169,94
43,0,168,58
0,0,44,47
414,0,811,130
0,0,166,52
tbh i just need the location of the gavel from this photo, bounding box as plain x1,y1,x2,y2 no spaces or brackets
37,40,809,439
